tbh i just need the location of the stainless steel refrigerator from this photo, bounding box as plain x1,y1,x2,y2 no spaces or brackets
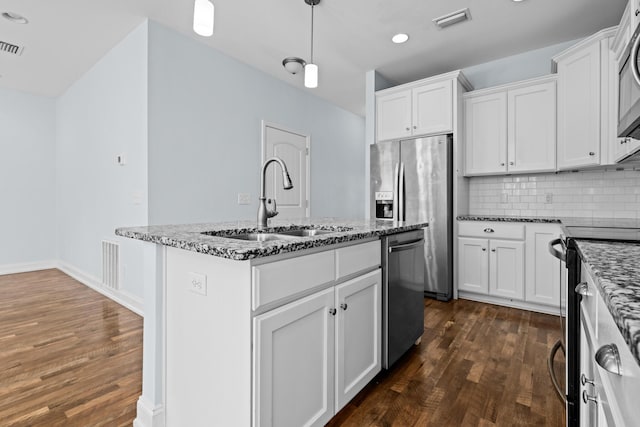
370,135,453,300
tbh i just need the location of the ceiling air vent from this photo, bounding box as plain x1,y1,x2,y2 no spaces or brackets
0,40,24,56
433,8,471,29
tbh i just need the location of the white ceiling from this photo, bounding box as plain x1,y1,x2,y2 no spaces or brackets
0,0,628,116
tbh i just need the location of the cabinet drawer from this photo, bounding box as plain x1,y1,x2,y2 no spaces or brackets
335,241,381,281
593,291,640,426
252,251,335,311
458,221,525,240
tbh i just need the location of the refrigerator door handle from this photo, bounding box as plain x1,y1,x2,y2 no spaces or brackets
399,162,405,221
392,163,399,221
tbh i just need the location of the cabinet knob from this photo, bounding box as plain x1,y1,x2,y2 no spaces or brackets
500,162,505,166
491,248,496,252
328,308,337,316
621,140,626,144
405,127,410,131
483,228,495,233
481,248,487,252
509,161,514,166
340,303,348,311
595,344,621,375
581,373,595,386
575,282,590,297
582,390,598,405
636,8,639,16
413,126,417,130
589,152,595,156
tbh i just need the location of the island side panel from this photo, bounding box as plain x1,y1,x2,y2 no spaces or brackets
165,247,252,426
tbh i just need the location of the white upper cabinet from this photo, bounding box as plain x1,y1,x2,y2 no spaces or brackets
464,76,556,176
507,81,557,173
554,28,618,169
464,92,508,175
376,89,412,142
412,80,453,136
375,72,471,142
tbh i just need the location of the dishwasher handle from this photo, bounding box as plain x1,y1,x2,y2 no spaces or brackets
548,238,566,262
389,239,424,253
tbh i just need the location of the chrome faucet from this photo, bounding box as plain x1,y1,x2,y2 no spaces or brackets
258,157,294,229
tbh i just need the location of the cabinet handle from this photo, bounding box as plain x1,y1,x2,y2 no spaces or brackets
581,373,595,386
481,248,487,252
491,248,496,252
329,308,337,316
340,303,348,311
575,282,590,297
621,139,626,144
509,161,514,166
636,8,639,16
582,390,598,405
595,344,621,375
483,228,495,233
589,152,595,156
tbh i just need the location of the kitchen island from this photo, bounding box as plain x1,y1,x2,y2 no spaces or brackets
116,218,428,427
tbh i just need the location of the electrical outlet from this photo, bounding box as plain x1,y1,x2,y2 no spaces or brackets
188,272,207,296
545,193,553,204
237,193,251,205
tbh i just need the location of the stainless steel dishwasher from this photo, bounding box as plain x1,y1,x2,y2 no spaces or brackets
382,229,426,369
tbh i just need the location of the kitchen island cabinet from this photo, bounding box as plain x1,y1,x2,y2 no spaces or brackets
117,219,425,427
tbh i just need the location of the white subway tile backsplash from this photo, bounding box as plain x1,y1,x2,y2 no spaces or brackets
468,169,640,219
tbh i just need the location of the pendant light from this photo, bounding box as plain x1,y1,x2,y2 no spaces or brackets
304,0,320,88
193,0,214,37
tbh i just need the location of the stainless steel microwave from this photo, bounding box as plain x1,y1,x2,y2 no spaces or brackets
619,22,640,139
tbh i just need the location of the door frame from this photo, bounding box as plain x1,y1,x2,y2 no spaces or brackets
261,121,311,218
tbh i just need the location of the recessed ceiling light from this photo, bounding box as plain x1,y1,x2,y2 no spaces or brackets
512,0,525,2
2,12,28,24
392,33,409,44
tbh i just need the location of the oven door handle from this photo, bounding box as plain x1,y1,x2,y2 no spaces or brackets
548,238,566,262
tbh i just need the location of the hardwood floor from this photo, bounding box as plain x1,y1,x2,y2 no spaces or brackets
1,270,565,426
0,269,142,427
328,298,566,427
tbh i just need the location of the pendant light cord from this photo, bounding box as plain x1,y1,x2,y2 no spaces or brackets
310,4,314,63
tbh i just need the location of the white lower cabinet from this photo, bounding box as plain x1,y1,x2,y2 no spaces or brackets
457,237,523,299
253,288,335,427
253,269,382,427
489,239,524,300
457,221,562,313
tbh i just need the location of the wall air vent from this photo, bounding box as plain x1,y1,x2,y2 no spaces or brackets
0,40,24,56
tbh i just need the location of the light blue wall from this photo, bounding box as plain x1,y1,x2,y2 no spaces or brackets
462,38,581,90
56,22,148,300
147,22,365,225
0,88,56,267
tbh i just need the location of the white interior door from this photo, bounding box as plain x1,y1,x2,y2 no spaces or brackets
263,122,310,219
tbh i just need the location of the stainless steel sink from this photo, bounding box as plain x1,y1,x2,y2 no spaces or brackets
226,233,298,242
276,229,334,237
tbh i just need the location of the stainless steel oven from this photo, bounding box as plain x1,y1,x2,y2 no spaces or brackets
619,21,640,139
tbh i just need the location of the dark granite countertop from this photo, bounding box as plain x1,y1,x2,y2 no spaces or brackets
575,240,640,367
116,218,428,261
456,214,561,223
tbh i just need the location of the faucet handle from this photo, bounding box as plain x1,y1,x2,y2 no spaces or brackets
266,199,279,218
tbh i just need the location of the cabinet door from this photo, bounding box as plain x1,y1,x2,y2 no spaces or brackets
557,42,602,169
489,240,524,300
580,320,598,427
376,90,412,141
412,80,453,135
253,288,335,427
457,237,489,294
335,270,381,412
525,224,562,309
464,92,508,175
507,81,557,173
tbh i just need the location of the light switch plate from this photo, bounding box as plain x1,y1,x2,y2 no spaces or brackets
188,272,207,296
